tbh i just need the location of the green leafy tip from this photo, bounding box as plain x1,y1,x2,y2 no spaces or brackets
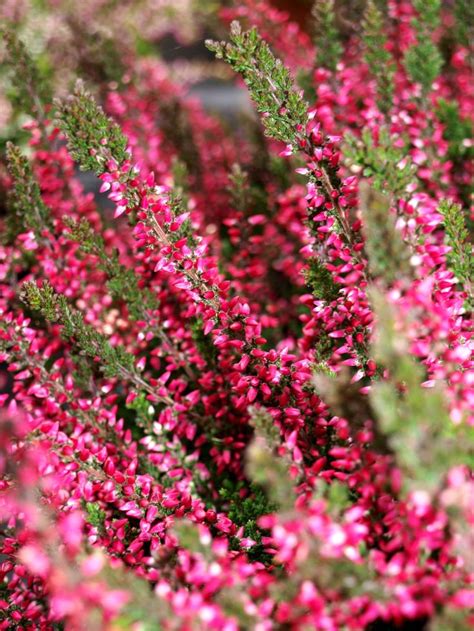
359,182,411,284
21,280,136,380
403,0,442,96
55,80,128,173
439,199,473,305
206,22,308,145
312,0,343,73
362,0,395,115
1,28,50,119
4,143,52,243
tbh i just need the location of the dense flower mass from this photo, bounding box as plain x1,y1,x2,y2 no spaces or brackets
0,0,473,629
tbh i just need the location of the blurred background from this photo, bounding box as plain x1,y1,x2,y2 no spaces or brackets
0,0,373,140
0,0,377,216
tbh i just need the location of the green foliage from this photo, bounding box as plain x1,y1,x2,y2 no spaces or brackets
226,163,269,218
21,280,136,380
373,0,389,14
158,97,201,178
55,80,128,173
312,362,337,379
219,480,275,536
429,604,474,631
71,23,126,86
403,0,443,96
238,116,274,188
114,618,163,631
191,317,217,365
21,279,60,321
219,479,276,563
247,407,294,510
135,36,158,58
70,350,95,393
312,0,343,73
319,480,352,517
83,501,107,534
436,99,474,164
343,127,415,200
359,182,412,285
171,158,190,202
413,0,441,29
311,321,337,361
453,0,474,49
125,391,155,434
404,40,443,95
65,217,193,382
206,22,308,145
370,291,474,489
362,0,395,115
438,199,473,305
1,28,50,120
304,258,341,302
436,100,473,219
227,163,252,213
65,217,159,320
268,154,294,190
3,143,52,243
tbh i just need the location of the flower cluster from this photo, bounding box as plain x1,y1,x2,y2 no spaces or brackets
0,1,473,629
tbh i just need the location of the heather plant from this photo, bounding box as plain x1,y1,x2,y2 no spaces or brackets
0,1,473,630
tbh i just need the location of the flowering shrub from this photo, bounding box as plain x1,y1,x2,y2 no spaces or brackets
0,1,473,629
